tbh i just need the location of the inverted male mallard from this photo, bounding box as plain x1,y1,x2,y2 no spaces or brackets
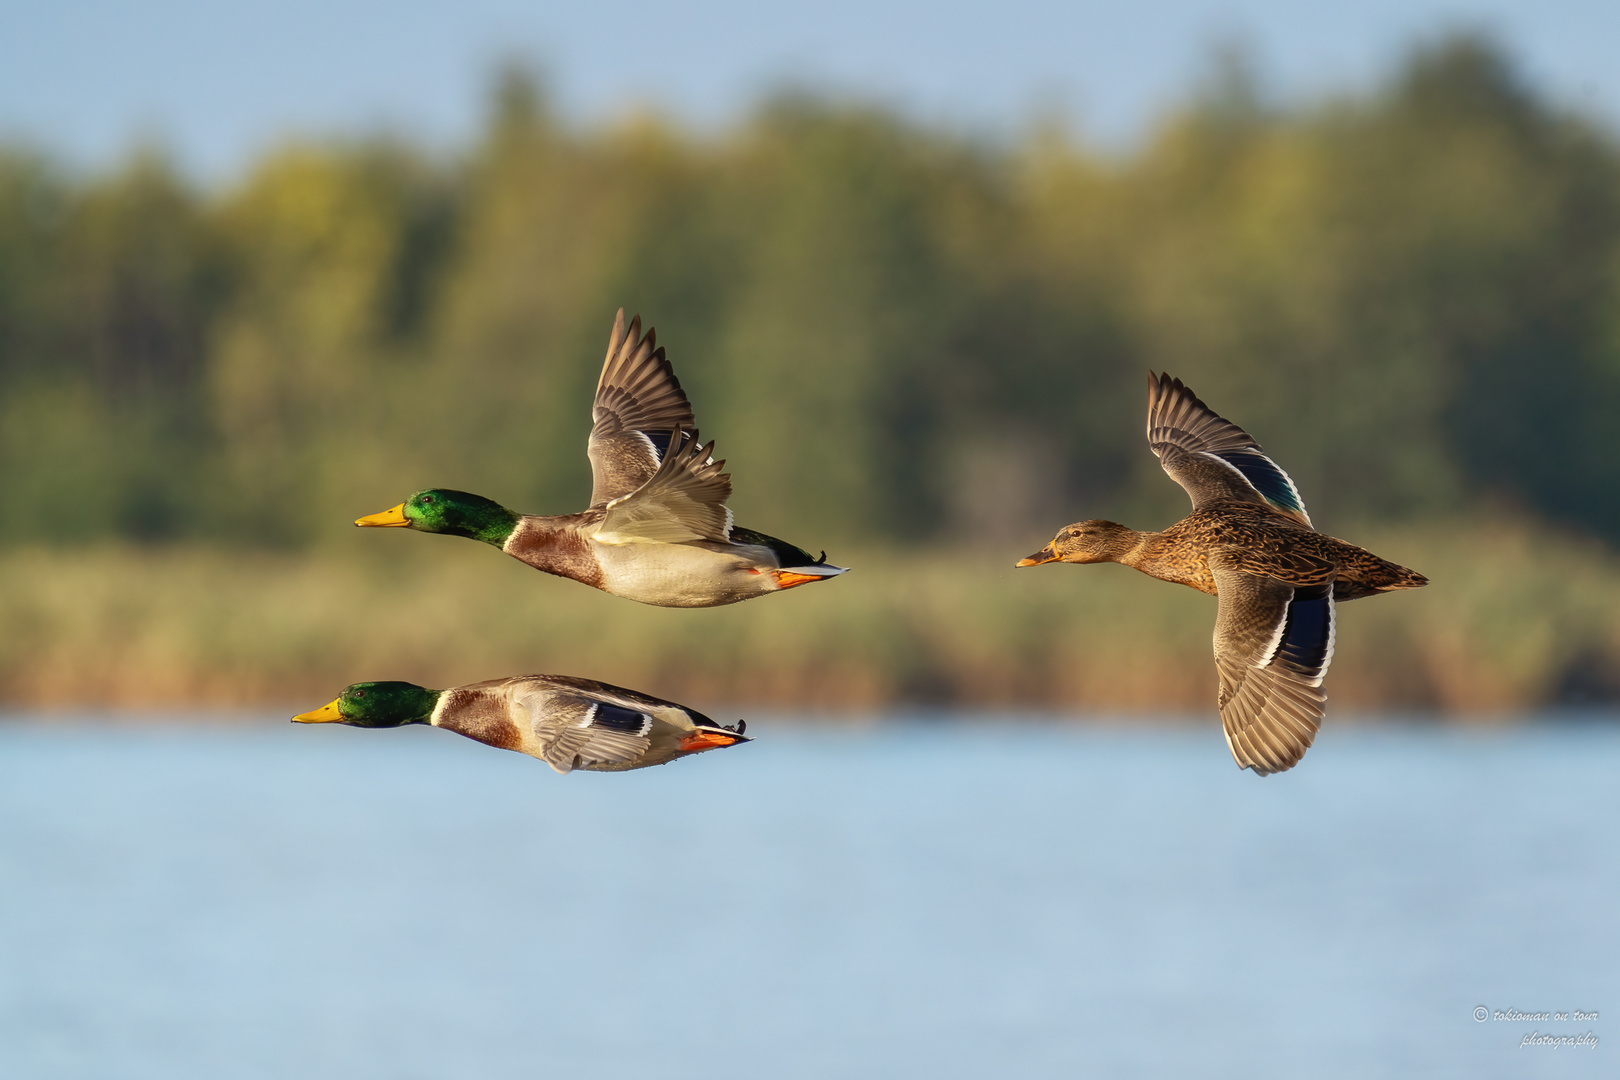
356,309,848,607
1017,373,1427,777
293,674,749,774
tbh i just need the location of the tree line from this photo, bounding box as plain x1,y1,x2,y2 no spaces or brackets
3,35,1618,554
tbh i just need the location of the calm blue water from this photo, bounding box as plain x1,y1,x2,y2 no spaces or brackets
1,716,1614,1080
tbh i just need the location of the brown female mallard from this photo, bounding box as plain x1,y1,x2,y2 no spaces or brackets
1017,373,1427,776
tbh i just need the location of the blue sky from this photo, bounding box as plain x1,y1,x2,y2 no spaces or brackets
1,1,1617,181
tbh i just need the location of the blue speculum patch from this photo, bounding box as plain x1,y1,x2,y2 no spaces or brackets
1227,453,1305,516
643,431,674,460
1279,596,1333,672
591,702,651,735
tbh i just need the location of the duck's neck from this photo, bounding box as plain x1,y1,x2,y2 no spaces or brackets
1124,528,1217,594
1111,529,1159,572
468,512,521,548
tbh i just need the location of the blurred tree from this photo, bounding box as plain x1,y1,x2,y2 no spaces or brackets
0,150,217,541
206,140,454,542
3,35,1620,553
0,150,71,389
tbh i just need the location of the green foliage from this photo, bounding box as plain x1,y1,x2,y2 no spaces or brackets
3,34,1620,553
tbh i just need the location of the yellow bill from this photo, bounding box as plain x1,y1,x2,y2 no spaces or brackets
355,503,410,527
292,699,344,723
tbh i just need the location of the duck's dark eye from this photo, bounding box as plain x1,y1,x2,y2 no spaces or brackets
353,690,366,699
420,495,435,505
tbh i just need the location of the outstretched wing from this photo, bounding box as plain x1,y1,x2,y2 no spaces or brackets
588,309,699,507
528,691,656,775
1208,550,1336,776
1147,372,1312,526
594,427,733,545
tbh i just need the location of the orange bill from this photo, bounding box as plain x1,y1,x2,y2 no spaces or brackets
1016,546,1057,568
771,570,827,589
678,730,742,752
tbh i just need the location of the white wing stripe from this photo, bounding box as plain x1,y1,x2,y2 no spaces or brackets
1310,596,1338,688
1254,603,1289,669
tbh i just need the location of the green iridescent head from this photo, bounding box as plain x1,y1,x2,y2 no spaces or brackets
355,489,519,546
292,681,442,728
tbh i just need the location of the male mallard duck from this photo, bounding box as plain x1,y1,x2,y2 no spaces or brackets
293,674,749,774
1017,373,1427,776
356,309,847,607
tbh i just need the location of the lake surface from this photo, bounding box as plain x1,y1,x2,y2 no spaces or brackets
1,716,1614,1079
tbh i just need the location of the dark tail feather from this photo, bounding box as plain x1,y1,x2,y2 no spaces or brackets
1333,559,1427,602
731,525,835,568
1388,564,1428,590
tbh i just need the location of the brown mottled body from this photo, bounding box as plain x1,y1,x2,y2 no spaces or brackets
1123,503,1427,600
1018,372,1427,776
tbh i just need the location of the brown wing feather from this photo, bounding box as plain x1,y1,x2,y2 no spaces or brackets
1223,546,1337,588
1208,552,1336,776
595,427,733,544
588,309,699,506
530,692,653,774
525,673,690,712
1147,372,1312,526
